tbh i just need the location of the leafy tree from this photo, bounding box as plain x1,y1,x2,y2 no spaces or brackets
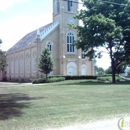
72,0,130,83
105,62,126,75
105,66,112,74
95,66,104,75
38,48,54,79
116,61,127,74
0,50,7,75
0,39,2,44
0,39,7,72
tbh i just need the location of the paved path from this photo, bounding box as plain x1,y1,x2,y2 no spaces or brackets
46,118,130,130
0,82,45,87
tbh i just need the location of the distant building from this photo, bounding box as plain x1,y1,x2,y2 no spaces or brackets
6,0,94,81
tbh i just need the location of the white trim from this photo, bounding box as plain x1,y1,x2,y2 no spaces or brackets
40,22,59,41
67,62,77,68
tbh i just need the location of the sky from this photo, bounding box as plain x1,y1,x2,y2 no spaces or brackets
0,0,110,69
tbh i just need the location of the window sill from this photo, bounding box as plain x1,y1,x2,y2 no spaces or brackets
67,52,75,54
65,11,76,14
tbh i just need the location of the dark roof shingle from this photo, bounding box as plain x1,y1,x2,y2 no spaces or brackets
8,23,52,52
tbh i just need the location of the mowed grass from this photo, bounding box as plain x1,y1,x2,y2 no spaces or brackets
0,80,130,130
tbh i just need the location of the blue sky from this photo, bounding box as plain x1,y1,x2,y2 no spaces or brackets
0,0,110,69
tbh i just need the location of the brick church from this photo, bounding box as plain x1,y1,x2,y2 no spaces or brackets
5,0,94,81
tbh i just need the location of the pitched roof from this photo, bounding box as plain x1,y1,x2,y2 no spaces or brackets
7,23,52,52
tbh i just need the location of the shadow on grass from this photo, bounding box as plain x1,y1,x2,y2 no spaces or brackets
0,93,45,120
59,80,130,86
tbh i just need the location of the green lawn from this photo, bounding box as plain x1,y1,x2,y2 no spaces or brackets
0,80,130,130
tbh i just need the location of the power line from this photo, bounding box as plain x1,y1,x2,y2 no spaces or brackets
63,0,130,7
63,0,83,4
98,0,129,7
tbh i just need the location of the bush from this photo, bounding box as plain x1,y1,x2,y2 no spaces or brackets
32,75,97,84
97,77,112,82
65,75,97,80
32,77,65,84
97,75,121,82
47,77,65,83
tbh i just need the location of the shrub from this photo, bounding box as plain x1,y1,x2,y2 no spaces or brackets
47,77,65,83
97,75,121,82
32,77,65,84
97,77,112,82
65,75,97,80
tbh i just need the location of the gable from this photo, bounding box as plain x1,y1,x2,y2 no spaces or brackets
7,22,59,53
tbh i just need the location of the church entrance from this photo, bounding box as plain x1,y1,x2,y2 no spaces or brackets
67,62,77,75
68,67,74,75
81,64,87,75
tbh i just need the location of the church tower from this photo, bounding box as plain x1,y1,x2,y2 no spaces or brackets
53,0,81,75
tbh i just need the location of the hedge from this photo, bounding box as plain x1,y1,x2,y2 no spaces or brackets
49,75,97,80
97,76,121,82
32,75,97,84
32,77,65,84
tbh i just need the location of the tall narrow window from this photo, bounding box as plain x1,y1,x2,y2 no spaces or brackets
7,61,9,74
15,58,18,73
68,0,73,12
20,56,23,73
82,50,86,59
11,58,14,74
47,42,52,52
33,54,36,73
56,0,60,13
67,33,75,53
26,54,29,73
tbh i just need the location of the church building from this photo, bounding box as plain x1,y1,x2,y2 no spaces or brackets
6,0,94,81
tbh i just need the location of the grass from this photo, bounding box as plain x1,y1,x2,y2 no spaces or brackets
0,80,130,130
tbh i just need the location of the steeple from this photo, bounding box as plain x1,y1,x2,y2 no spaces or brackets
53,0,79,23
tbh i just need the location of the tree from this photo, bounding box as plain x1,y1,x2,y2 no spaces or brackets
0,50,6,71
95,66,104,75
0,39,2,44
72,0,130,83
116,61,127,74
38,47,54,79
105,66,112,74
0,50,7,80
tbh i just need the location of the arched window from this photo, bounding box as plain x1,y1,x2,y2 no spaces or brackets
47,42,52,52
68,0,73,12
20,56,23,73
56,0,60,13
67,33,75,53
7,61,9,74
33,53,36,73
67,62,77,75
15,58,18,74
26,54,29,73
11,58,14,74
81,64,87,75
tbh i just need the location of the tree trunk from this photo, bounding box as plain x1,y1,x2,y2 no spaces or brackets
46,73,47,80
111,58,116,83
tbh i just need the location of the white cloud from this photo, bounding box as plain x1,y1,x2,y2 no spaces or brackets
0,0,28,11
